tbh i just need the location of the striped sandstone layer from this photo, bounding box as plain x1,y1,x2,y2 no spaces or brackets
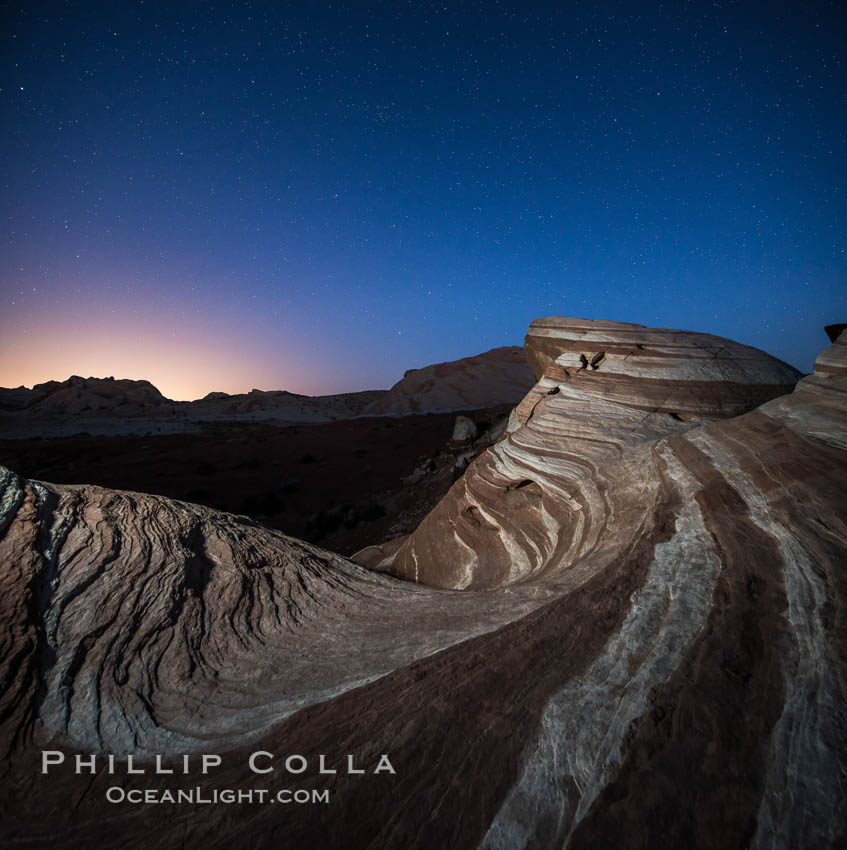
380,318,802,588
522,317,801,420
0,321,845,850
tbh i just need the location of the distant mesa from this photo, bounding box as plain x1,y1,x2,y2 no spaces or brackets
0,386,39,412
0,374,386,437
186,386,380,419
363,345,536,415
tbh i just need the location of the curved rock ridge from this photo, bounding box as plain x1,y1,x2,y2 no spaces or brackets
0,324,845,850
363,346,536,415
0,468,556,760
483,327,847,850
382,318,804,589
755,324,847,451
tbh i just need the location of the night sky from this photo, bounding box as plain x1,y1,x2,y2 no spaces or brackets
2,1,845,400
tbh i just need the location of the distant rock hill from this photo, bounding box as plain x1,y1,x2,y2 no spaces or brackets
182,386,385,420
0,375,167,413
363,345,536,415
0,374,386,437
0,346,536,438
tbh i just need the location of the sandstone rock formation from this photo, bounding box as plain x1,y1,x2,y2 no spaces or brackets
363,346,536,415
381,318,803,587
0,375,167,413
523,317,802,421
0,319,845,850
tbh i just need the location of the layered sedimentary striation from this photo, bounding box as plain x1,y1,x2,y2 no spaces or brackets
0,468,554,761
382,318,803,588
363,346,536,415
0,319,845,850
522,316,801,420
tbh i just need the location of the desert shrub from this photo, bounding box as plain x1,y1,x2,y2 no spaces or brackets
304,505,344,541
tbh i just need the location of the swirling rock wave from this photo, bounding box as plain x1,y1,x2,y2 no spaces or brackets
381,317,803,588
0,319,845,850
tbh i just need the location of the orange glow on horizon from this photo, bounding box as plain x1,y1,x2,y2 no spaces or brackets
0,318,328,401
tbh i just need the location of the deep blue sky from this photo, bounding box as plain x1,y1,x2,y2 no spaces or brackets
2,0,845,398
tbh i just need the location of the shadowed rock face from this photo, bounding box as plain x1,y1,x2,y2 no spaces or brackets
363,345,536,414
0,320,845,850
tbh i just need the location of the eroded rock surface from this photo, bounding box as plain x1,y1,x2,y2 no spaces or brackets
523,316,801,420
383,318,804,588
0,320,845,850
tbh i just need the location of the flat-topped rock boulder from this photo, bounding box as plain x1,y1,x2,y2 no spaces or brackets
523,316,802,421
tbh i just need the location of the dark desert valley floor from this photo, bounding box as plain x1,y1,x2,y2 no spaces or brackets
0,406,511,557
0,347,531,556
